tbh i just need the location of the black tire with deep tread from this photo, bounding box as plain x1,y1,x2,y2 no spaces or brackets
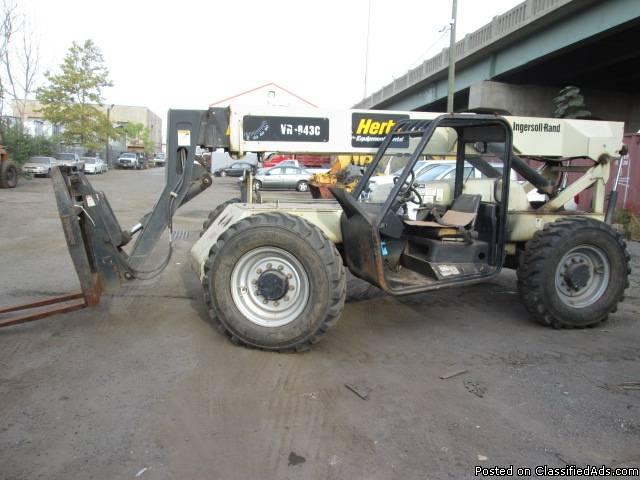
202,212,346,352
517,217,630,328
199,198,241,237
0,160,18,188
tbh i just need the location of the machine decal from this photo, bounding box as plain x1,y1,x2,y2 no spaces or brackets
177,129,191,146
438,265,461,277
512,122,561,134
351,112,410,148
243,115,329,142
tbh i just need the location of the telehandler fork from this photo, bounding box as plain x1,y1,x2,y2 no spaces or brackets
0,110,213,327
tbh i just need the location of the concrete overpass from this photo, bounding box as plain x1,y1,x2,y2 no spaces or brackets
354,0,640,131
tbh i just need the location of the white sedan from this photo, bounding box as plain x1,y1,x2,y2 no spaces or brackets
82,157,107,174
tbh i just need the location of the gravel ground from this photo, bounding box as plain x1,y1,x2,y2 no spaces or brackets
0,169,638,479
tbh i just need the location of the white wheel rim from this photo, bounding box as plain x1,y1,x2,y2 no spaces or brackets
555,244,610,308
230,247,310,327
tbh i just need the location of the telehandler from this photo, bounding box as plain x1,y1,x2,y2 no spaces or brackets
0,107,630,353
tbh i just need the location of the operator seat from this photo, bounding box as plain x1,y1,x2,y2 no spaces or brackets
404,193,482,241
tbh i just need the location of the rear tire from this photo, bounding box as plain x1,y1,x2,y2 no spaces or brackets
517,217,630,328
0,160,18,188
200,198,241,237
254,180,262,191
203,212,346,351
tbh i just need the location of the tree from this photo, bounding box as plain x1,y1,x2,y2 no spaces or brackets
122,121,144,142
0,1,39,134
0,1,44,164
141,128,155,155
36,39,115,151
2,123,59,164
121,121,156,155
553,86,591,119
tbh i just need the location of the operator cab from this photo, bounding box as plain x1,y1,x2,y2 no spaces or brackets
330,115,513,294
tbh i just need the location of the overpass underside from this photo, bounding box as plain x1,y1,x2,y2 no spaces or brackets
364,0,640,132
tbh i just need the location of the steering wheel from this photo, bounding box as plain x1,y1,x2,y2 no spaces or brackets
407,187,423,205
394,169,415,194
393,169,423,205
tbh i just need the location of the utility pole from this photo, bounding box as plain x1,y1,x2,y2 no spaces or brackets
446,0,458,113
106,104,114,167
363,0,372,99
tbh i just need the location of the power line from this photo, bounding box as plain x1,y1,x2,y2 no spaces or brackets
408,28,449,70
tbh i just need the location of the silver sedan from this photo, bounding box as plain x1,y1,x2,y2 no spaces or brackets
253,166,312,192
22,156,57,177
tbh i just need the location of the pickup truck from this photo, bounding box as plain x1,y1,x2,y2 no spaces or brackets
116,152,141,169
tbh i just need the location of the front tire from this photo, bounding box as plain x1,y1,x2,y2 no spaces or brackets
203,212,346,351
296,180,309,192
517,217,630,328
254,180,262,191
220,170,227,177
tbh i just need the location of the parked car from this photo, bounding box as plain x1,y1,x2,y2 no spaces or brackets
253,166,312,192
153,152,166,167
54,152,84,171
82,157,107,174
263,153,331,168
414,162,550,204
116,152,141,169
214,161,256,177
367,159,445,194
22,156,57,177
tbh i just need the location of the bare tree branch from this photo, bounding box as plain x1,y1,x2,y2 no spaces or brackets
0,1,39,128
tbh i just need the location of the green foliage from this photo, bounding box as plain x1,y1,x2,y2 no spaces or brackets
2,124,59,165
614,208,640,241
141,128,155,155
142,133,155,155
122,122,144,140
553,86,591,119
36,39,116,151
120,121,155,155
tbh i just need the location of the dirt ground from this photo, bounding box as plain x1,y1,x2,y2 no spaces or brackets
1,169,639,479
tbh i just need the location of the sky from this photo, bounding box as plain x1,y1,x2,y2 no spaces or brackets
18,0,522,125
